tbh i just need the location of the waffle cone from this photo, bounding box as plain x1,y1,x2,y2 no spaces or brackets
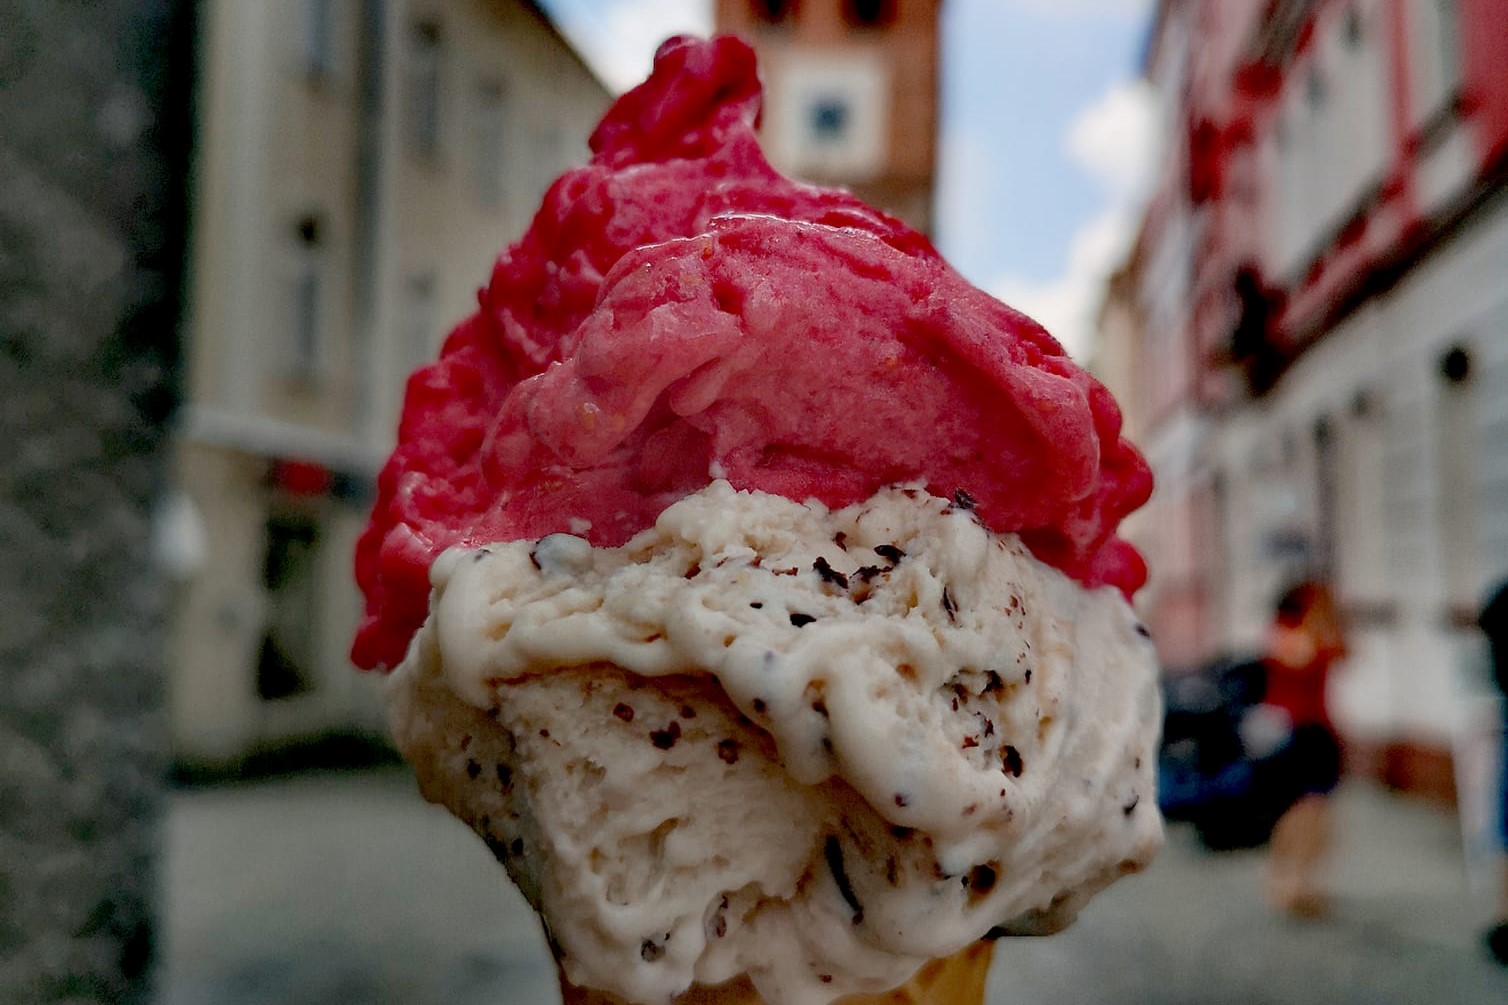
558,939,994,1005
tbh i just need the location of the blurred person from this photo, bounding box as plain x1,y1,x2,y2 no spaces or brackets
1260,580,1348,918
1481,577,1508,965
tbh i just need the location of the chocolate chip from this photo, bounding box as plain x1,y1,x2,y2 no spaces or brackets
889,825,914,840
750,601,763,609
684,562,701,579
496,764,512,789
811,699,829,718
1002,746,1023,777
894,793,909,807
640,939,665,962
874,544,905,565
510,837,524,856
466,759,481,780
983,671,1005,694
751,698,767,714
833,532,848,551
967,863,998,895
613,703,635,722
789,612,816,627
717,738,741,764
854,565,884,582
539,729,550,738
1024,669,1032,683
680,705,697,719
813,556,848,589
952,488,978,510
483,834,510,863
1135,623,1151,638
650,721,682,749
824,836,864,924
962,736,979,749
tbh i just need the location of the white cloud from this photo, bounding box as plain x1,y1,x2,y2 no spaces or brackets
990,79,1158,361
993,209,1138,360
1008,0,1154,17
1066,78,1158,201
549,0,713,94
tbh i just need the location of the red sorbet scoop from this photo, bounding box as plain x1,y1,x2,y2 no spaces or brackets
352,35,1152,671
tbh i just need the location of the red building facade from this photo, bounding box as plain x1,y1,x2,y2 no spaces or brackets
1110,0,1508,798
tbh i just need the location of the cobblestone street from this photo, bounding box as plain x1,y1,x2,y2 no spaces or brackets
161,769,1508,1004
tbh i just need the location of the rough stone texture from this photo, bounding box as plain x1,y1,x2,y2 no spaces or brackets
0,0,191,1000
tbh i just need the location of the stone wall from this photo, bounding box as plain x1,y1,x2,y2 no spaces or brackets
0,0,192,1000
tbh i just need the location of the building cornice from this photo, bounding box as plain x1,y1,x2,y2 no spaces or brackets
179,405,385,475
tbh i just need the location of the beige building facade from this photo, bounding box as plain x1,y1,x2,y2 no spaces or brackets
170,0,608,765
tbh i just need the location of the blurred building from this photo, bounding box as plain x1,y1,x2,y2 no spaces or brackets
169,0,608,766
1101,0,1508,800
714,0,941,234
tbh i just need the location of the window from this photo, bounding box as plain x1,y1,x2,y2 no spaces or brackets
1342,3,1363,49
408,21,443,159
1437,343,1480,622
1434,0,1461,97
809,96,850,144
753,0,796,25
290,215,326,382
1409,0,1461,124
843,0,895,28
257,515,320,701
1305,69,1327,112
474,78,506,206
301,0,336,79
404,273,438,377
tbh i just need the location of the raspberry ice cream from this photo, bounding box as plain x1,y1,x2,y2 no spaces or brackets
356,34,1161,1005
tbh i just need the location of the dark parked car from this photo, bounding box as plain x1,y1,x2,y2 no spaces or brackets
1158,656,1291,850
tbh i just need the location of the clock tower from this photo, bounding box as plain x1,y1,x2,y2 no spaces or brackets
714,0,942,236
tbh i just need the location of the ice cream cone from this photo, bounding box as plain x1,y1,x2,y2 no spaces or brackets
558,940,995,1005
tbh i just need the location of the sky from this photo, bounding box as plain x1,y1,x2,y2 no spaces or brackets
537,0,1159,360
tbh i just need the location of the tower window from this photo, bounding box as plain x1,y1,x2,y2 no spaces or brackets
809,97,850,142
753,0,796,25
843,0,896,28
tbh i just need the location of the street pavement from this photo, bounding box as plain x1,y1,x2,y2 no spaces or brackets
161,769,1508,1004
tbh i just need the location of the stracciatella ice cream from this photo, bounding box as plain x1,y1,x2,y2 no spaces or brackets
390,483,1160,1004
354,34,1162,1005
